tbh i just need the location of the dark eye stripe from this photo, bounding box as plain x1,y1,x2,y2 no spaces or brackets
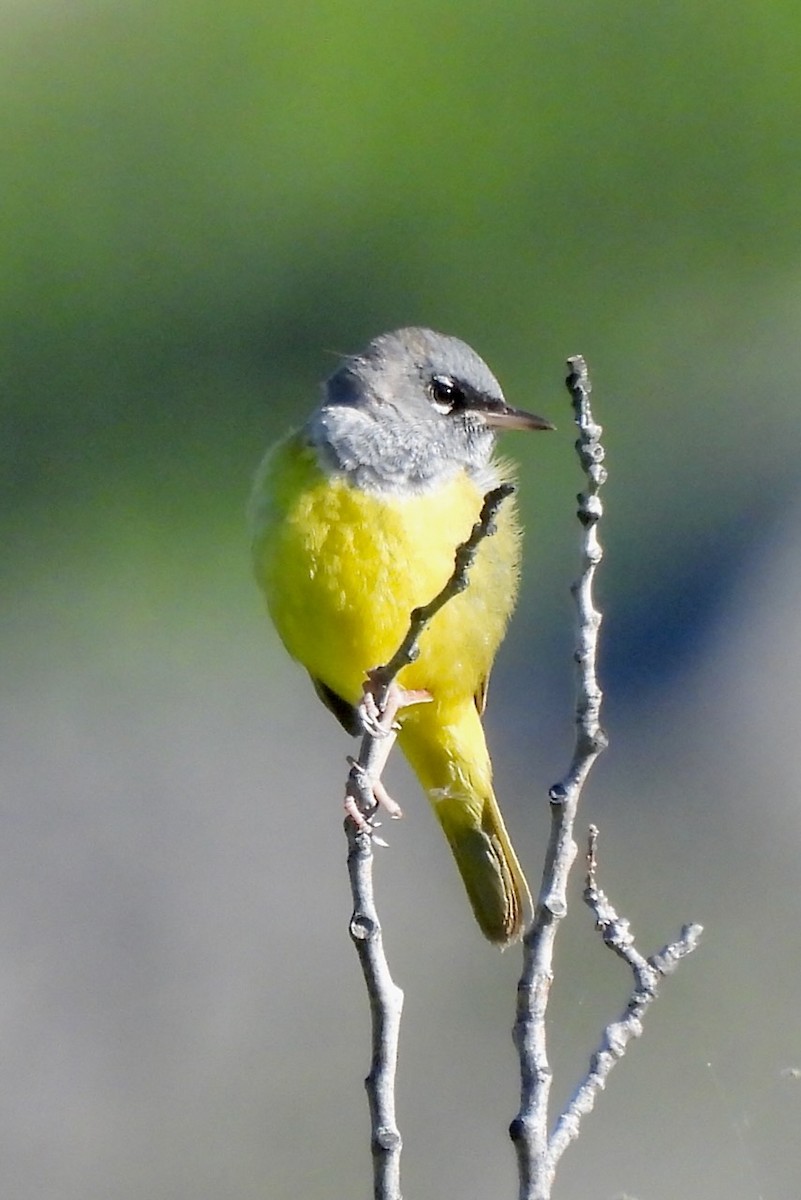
431,375,466,411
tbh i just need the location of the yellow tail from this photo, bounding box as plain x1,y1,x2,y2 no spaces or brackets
398,701,530,946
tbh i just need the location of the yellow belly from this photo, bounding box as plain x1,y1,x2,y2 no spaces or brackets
251,430,531,943
250,433,521,714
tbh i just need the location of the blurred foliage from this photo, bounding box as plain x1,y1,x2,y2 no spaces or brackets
3,1,800,522
4,0,801,696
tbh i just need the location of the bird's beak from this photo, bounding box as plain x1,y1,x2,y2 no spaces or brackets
481,402,555,432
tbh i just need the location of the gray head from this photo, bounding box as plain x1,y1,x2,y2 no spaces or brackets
307,327,553,493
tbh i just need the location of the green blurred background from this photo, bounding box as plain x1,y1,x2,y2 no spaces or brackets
3,2,800,1197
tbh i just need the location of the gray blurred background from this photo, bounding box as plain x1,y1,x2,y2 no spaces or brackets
2,2,800,1197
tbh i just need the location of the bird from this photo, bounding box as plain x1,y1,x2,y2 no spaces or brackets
249,327,553,946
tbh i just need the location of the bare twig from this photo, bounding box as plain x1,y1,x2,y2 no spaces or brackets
367,482,516,713
510,357,703,1199
510,355,607,1200
345,482,516,1200
346,829,404,1200
548,827,703,1158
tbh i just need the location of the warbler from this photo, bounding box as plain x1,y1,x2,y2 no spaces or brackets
249,327,553,945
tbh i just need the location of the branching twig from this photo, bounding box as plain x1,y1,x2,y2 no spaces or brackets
510,356,702,1200
548,827,703,1158
510,356,607,1200
345,483,516,1200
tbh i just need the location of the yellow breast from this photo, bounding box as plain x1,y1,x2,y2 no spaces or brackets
250,433,522,713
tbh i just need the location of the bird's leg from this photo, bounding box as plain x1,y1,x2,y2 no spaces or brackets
365,726,402,815
345,672,433,834
344,727,400,831
358,670,432,738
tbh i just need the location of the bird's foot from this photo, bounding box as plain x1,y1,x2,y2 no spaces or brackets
346,674,431,838
372,777,403,820
343,789,376,834
358,672,432,738
345,756,404,835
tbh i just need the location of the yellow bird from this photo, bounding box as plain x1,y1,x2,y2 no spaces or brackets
250,328,553,945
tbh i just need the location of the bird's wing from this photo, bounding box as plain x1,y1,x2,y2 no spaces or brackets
311,675,362,736
474,673,490,716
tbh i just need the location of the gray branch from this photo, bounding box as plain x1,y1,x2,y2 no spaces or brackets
548,826,703,1159
510,356,702,1200
346,828,404,1200
344,483,516,1200
510,356,608,1200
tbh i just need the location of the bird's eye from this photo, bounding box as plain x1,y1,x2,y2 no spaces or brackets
430,375,464,412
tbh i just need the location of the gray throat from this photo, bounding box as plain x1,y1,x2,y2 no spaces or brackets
305,403,498,495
